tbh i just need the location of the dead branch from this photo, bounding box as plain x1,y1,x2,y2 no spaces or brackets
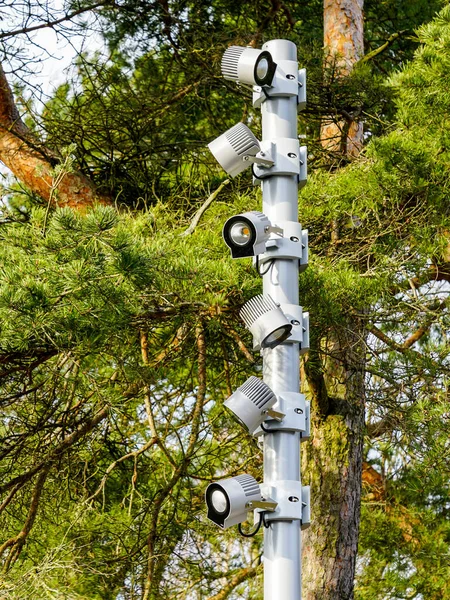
180,179,230,237
187,323,207,452
0,465,50,571
402,297,448,349
140,330,178,467
142,322,207,600
223,326,254,363
0,1,114,41
87,436,159,501
370,294,448,356
0,405,109,495
0,483,22,514
207,566,261,600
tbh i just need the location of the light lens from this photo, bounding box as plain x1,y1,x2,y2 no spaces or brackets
264,325,291,347
256,57,269,81
230,222,252,246
211,489,228,514
253,51,276,86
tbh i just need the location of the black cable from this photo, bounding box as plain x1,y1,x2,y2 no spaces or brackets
262,512,271,529
238,512,263,537
251,163,264,180
255,255,273,278
257,258,274,277
260,422,271,433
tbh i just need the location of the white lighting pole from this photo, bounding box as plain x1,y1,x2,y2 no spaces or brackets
206,37,310,600
257,39,307,600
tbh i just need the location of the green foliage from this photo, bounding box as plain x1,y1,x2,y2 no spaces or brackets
2,1,450,599
0,201,268,598
36,0,413,208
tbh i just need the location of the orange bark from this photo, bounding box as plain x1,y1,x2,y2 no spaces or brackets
362,462,420,545
362,461,385,502
0,64,111,209
322,0,364,155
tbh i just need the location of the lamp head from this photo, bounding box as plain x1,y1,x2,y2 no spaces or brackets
222,211,271,258
205,474,262,529
221,46,277,87
240,294,292,351
224,376,277,434
208,123,260,178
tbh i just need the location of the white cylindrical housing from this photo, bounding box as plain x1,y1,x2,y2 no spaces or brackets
208,123,260,177
205,474,261,529
240,294,292,351
222,46,276,86
224,376,277,433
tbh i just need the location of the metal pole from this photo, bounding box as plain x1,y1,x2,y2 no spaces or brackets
260,39,302,600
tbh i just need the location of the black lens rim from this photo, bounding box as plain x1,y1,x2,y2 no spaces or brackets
223,215,256,258
254,51,277,86
223,401,250,433
262,323,292,349
206,484,230,528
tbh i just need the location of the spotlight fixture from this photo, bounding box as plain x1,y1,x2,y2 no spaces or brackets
208,123,260,178
240,294,292,351
221,46,277,87
206,474,262,529
222,211,279,258
205,474,277,529
224,376,280,434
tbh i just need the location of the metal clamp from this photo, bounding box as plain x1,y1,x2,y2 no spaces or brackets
253,59,304,108
252,138,299,178
255,392,307,434
243,150,275,168
299,311,309,355
282,304,305,344
246,498,277,512
256,481,311,528
297,68,307,111
301,400,311,442
252,67,306,110
298,145,307,187
252,142,307,187
258,222,308,269
299,227,308,272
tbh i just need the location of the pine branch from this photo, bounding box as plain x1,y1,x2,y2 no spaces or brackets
358,31,409,66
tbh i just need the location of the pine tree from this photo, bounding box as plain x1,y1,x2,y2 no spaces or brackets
0,1,449,599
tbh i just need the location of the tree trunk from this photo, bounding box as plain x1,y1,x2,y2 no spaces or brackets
303,323,366,599
321,0,364,156
302,2,366,598
0,64,110,208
